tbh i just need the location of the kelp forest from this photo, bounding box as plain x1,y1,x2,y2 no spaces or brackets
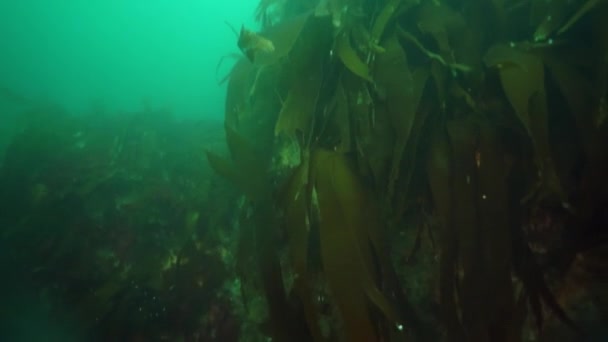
1,0,608,341
210,0,608,340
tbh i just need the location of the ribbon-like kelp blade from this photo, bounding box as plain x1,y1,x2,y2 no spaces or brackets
484,44,564,201
332,81,351,152
278,155,327,341
476,122,517,341
274,63,323,139
395,67,430,197
370,0,404,46
375,35,425,201
544,54,596,158
447,118,488,342
426,127,466,342
312,149,400,342
335,29,374,82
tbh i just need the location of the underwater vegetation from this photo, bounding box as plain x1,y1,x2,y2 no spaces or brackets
1,0,608,341
207,0,608,341
0,104,242,341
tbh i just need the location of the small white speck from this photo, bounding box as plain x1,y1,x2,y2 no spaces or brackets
482,194,487,200
396,323,404,331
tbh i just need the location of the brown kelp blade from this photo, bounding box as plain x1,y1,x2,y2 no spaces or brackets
312,149,401,342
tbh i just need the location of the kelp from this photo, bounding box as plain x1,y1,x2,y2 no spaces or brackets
530,0,602,40
274,15,330,142
209,0,608,340
530,0,575,42
274,62,324,139
428,118,518,342
205,125,266,199
370,0,411,47
277,148,405,342
396,67,431,199
397,28,472,73
374,35,427,201
255,11,313,66
484,44,564,202
278,151,326,341
236,25,276,63
328,80,352,152
543,52,597,158
335,28,374,82
312,149,402,341
224,58,257,128
416,1,465,66
427,127,464,342
315,0,355,28
343,72,394,190
205,126,308,342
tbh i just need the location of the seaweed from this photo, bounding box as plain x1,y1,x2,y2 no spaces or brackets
208,0,608,340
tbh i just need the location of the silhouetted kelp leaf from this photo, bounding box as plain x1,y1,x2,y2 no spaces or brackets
278,152,328,341
274,62,323,139
393,67,431,199
513,235,583,336
475,122,518,342
335,28,373,82
205,150,242,190
531,0,600,41
374,35,428,201
254,11,313,66
530,0,574,42
557,0,602,35
543,53,596,158
427,118,520,341
446,118,489,341
431,60,448,111
225,58,256,128
426,127,465,342
207,125,309,341
340,72,393,191
483,44,545,135
417,2,465,64
370,0,406,47
205,125,268,201
311,149,401,342
484,44,564,201
331,80,351,152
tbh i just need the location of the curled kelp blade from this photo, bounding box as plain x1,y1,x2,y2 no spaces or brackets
237,25,276,63
227,12,310,65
